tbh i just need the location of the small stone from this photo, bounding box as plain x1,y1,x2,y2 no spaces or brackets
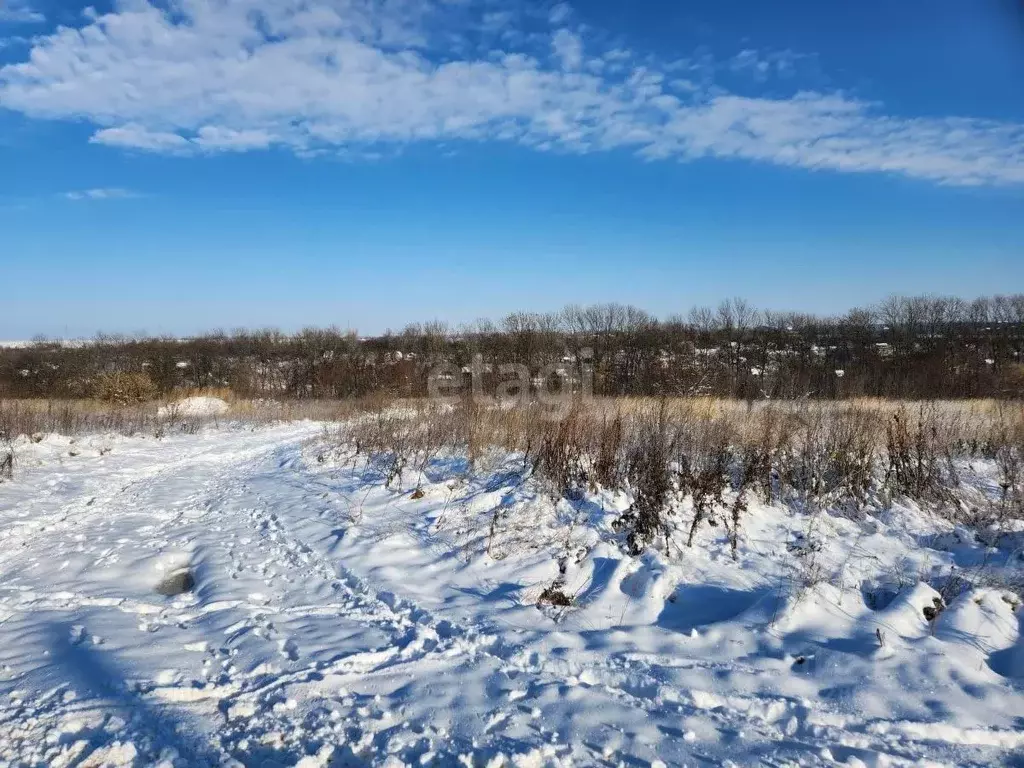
156,569,195,597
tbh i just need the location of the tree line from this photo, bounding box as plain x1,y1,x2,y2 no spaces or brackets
2,294,1023,401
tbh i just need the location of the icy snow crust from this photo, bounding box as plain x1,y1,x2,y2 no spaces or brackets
1,425,1023,767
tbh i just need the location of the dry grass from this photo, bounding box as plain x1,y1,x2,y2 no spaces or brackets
223,398,366,423
0,396,368,439
337,396,1024,551
338,397,1024,465
165,386,238,402
3,396,1021,537
0,398,161,439
6,394,1019,456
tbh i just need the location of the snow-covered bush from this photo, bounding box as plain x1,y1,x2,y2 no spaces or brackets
337,397,1024,556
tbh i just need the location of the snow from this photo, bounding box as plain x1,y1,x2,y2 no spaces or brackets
156,396,230,418
0,339,94,349
0,424,1022,766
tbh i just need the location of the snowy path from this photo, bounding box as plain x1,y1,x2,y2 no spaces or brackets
1,426,1022,767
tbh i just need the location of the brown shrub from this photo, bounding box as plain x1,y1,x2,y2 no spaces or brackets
93,372,158,405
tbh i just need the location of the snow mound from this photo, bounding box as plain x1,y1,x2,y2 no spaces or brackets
157,396,230,418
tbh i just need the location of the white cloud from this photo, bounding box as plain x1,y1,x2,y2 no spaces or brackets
0,0,1021,186
729,48,807,82
641,93,1024,186
90,124,193,153
551,29,582,70
63,188,138,201
549,3,572,26
0,1,44,24
194,126,275,152
731,50,771,80
480,11,514,33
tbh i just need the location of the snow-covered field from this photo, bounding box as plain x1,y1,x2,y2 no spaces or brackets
1,422,1023,767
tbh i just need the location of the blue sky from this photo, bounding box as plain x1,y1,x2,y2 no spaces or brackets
1,0,1022,338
